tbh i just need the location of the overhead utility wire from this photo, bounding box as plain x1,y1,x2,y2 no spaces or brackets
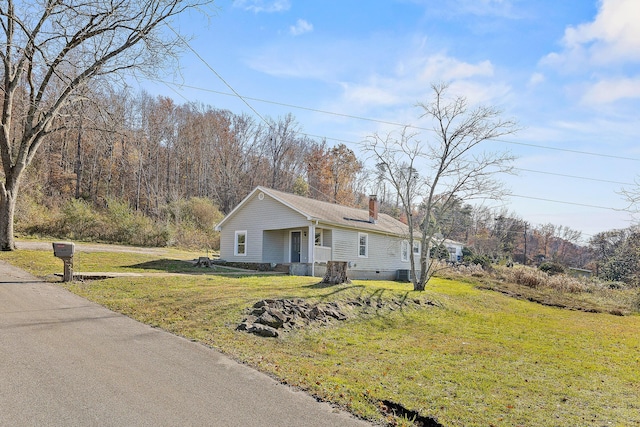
513,168,634,186
294,131,633,188
508,194,626,212
164,24,270,127
156,79,640,163
155,80,406,128
153,40,635,215
153,85,632,211
501,140,640,162
163,24,346,205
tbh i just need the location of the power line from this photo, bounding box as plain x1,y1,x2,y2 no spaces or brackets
496,139,640,162
154,79,640,163
153,79,412,128
149,82,633,215
513,168,634,186
149,80,633,215
507,194,627,212
164,24,271,128
145,35,636,228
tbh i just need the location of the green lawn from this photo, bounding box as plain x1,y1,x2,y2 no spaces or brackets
2,249,639,426
1,248,236,276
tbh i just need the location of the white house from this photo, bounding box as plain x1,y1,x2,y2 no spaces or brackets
215,186,463,280
441,238,464,263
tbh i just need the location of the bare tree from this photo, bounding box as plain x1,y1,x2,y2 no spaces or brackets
0,0,213,250
366,127,425,285
365,83,519,290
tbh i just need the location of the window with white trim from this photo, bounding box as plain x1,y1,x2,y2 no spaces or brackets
358,232,368,257
401,240,409,262
315,229,323,246
413,241,421,255
235,231,247,256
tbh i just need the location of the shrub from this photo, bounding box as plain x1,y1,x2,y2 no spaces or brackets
60,199,104,240
468,254,493,270
497,265,606,294
185,197,224,230
164,197,222,250
510,267,547,289
15,193,58,237
18,194,220,249
104,200,171,246
430,243,450,260
169,223,219,250
539,262,565,275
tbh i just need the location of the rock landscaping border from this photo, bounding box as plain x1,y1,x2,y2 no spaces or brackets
237,296,441,338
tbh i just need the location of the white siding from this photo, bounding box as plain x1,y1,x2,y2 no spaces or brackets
219,191,310,262
330,226,414,273
263,230,285,263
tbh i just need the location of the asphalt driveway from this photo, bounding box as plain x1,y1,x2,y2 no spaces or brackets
0,261,372,426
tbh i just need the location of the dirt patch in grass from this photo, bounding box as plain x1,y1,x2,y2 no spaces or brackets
380,400,443,427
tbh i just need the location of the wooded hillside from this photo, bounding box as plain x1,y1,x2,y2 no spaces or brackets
16,88,633,280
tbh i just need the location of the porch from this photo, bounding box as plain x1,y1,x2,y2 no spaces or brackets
262,226,334,267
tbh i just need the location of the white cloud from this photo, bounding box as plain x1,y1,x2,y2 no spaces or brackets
340,82,402,107
543,0,640,68
233,0,290,13
337,53,506,111
581,77,640,104
528,72,545,87
540,0,640,105
290,19,313,36
418,54,494,81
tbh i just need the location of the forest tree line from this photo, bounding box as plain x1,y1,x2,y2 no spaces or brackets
15,88,638,284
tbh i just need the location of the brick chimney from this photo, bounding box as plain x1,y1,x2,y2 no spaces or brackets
369,195,378,223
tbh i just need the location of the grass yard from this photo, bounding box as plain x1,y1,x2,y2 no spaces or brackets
2,248,639,426
1,248,237,276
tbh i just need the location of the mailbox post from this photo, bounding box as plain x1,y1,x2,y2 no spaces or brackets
52,242,75,282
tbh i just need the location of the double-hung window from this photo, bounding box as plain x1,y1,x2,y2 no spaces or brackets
235,231,247,256
413,241,421,255
401,240,410,262
358,233,368,258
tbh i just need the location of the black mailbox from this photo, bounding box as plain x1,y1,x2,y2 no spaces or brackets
53,242,75,258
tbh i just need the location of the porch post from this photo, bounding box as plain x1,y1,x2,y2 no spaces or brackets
308,224,315,277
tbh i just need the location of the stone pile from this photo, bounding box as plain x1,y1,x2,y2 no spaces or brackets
237,298,348,338
237,296,441,338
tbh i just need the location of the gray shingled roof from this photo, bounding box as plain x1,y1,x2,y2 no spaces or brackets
259,186,409,236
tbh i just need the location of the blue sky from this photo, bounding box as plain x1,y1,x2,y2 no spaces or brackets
140,0,640,240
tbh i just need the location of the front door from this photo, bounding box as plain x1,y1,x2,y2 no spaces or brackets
291,231,301,262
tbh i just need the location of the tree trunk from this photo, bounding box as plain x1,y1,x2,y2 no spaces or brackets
0,185,18,251
321,261,351,285
414,251,431,291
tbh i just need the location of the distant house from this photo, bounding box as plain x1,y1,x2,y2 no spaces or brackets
442,240,464,263
215,186,464,280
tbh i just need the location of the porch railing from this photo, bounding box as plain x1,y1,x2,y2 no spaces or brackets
313,245,332,263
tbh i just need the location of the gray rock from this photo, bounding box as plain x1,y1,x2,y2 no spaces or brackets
235,322,251,331
242,315,258,323
248,323,279,338
256,311,284,329
251,306,267,316
238,298,351,336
